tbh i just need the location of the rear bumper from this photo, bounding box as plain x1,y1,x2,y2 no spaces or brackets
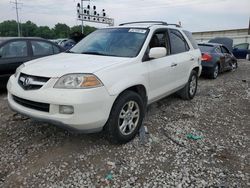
201,61,215,75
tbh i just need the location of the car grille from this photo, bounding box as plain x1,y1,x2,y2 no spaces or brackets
18,73,50,90
12,95,50,112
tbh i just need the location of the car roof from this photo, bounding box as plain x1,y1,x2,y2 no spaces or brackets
106,21,183,31
0,37,43,41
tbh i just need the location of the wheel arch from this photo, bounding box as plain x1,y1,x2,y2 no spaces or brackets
116,84,148,106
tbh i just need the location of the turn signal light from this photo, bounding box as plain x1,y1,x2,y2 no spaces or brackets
201,53,212,62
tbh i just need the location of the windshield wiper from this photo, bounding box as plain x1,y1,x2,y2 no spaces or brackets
81,51,108,56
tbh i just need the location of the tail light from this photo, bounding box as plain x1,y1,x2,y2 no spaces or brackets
201,53,212,62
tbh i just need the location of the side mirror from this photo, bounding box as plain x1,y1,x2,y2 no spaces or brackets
149,47,167,59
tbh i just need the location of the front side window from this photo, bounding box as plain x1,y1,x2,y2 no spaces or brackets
31,41,54,56
0,41,27,58
169,29,189,54
70,28,149,58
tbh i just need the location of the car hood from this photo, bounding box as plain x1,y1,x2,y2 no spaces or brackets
22,53,131,77
208,37,233,52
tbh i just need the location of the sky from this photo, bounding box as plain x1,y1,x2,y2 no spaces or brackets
0,0,249,32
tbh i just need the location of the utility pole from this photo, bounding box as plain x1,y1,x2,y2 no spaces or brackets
10,0,22,37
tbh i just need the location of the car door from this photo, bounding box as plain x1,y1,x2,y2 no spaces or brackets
0,40,30,78
220,45,233,70
30,40,60,60
168,29,193,87
233,43,249,59
146,29,180,102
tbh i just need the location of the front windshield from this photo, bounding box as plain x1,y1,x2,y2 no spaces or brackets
70,28,149,58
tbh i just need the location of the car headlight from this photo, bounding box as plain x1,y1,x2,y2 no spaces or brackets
14,64,25,77
54,73,103,89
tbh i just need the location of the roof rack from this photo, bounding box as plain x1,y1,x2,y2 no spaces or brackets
119,21,181,27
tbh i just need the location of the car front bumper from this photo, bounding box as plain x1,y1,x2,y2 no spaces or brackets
7,75,116,133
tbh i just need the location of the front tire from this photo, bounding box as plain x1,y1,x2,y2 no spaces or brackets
105,90,145,144
177,70,198,100
231,61,237,70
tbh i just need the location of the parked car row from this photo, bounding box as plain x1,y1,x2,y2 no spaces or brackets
50,38,76,50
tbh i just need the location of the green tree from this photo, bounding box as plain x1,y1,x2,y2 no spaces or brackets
54,23,70,38
70,25,96,36
21,21,38,37
36,26,55,39
0,20,18,36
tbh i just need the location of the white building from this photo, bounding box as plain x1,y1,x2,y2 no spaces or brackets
192,28,250,45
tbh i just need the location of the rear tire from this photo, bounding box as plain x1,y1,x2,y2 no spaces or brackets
105,90,145,144
210,64,219,79
177,70,198,100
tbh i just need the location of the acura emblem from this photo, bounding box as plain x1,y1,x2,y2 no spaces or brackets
23,77,31,87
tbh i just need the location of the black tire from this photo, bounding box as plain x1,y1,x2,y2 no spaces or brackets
177,70,198,100
105,90,145,144
210,64,219,79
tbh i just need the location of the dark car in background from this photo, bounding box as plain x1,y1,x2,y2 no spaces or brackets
198,43,237,79
232,43,250,60
0,37,64,87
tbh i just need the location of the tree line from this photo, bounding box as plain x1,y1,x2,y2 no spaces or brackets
0,20,96,39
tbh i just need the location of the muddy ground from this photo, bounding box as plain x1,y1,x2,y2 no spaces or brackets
0,60,249,187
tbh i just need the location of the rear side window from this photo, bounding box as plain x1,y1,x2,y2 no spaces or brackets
31,41,54,56
0,41,28,58
183,30,199,49
169,29,189,54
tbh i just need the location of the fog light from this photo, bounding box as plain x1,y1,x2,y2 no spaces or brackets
59,105,74,114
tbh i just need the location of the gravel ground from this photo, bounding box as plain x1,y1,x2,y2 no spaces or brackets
0,60,249,188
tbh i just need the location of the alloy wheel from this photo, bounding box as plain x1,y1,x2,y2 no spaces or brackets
118,101,140,136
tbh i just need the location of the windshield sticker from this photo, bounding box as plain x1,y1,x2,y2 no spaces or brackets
128,29,147,34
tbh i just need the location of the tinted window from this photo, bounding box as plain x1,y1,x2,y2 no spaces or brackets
0,41,27,58
198,44,214,52
183,30,199,49
31,41,53,56
221,46,230,54
169,29,189,54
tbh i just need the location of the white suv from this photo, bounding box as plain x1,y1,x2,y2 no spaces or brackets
7,21,201,144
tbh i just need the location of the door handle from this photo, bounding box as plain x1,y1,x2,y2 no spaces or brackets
171,63,177,67
190,57,195,61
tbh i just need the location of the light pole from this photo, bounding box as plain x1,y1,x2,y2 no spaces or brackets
77,0,114,34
